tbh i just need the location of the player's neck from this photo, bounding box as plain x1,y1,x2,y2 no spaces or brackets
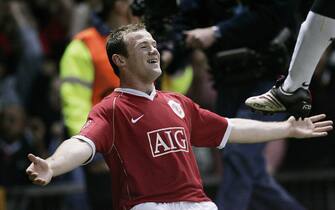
120,81,155,95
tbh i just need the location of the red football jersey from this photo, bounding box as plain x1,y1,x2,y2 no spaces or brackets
76,88,231,210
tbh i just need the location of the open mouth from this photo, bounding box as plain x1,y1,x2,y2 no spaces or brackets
147,58,159,64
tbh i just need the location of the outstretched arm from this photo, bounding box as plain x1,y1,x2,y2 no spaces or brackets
26,138,93,186
229,114,333,143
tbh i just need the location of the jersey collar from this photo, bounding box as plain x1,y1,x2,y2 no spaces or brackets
115,87,157,101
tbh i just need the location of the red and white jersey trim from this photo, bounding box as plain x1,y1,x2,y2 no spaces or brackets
217,118,232,149
114,86,157,101
72,135,96,165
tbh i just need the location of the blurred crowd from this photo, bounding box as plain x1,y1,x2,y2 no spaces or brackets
0,0,335,210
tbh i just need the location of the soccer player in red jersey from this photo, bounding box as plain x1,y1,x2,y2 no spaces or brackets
26,24,333,210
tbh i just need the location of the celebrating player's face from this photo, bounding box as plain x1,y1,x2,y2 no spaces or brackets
124,30,161,82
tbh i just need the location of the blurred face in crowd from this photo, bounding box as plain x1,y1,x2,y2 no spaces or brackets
1,105,26,142
123,29,161,83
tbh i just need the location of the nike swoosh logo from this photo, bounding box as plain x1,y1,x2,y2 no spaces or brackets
131,114,144,124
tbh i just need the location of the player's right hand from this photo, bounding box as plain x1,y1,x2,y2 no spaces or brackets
26,153,53,186
287,114,333,139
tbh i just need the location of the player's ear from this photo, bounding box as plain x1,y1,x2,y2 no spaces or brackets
112,54,126,68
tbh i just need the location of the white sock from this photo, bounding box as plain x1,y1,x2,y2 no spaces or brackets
282,11,335,92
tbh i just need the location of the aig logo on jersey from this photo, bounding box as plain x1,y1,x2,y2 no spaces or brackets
147,127,189,157
168,100,185,119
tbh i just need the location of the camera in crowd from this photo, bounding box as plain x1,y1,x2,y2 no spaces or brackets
130,0,179,42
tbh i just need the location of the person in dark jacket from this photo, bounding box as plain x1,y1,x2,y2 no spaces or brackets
171,0,306,209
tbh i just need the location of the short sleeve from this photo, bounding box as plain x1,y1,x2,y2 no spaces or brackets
77,104,114,154
181,96,232,149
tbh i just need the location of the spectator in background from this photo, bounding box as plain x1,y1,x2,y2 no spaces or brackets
27,0,73,60
60,0,138,209
29,58,62,149
8,1,43,109
169,0,305,209
0,1,61,177
4,0,64,163
0,103,36,187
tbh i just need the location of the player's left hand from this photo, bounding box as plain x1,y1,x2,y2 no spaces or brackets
26,154,53,186
184,27,216,49
288,114,333,138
